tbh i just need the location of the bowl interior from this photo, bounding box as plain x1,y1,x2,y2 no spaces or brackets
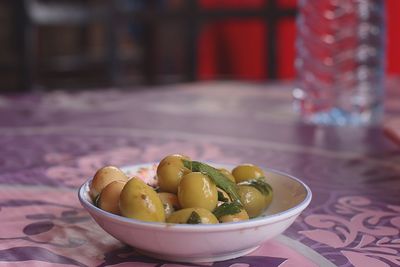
262,169,309,216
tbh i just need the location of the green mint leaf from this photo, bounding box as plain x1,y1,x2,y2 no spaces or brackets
218,190,230,202
238,178,273,196
182,160,242,204
182,159,192,170
213,202,242,219
187,211,202,224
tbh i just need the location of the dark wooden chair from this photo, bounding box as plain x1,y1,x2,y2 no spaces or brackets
10,0,297,90
15,0,117,90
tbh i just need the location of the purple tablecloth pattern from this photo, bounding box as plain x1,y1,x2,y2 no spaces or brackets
0,80,400,266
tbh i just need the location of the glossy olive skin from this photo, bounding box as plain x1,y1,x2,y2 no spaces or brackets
158,192,180,218
89,166,128,199
166,208,219,224
237,185,269,218
120,178,165,222
157,155,191,194
232,164,265,183
218,168,236,183
178,172,218,211
219,208,249,223
158,154,190,168
98,180,126,215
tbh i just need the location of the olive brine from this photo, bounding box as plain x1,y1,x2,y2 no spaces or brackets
89,154,273,224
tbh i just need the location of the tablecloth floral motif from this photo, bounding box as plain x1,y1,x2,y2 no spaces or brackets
0,188,297,266
1,81,400,266
300,196,400,267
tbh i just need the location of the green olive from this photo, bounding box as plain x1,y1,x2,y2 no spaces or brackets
178,172,218,211
232,164,265,183
218,168,236,183
237,185,268,218
90,166,128,200
98,180,126,215
219,208,249,223
166,208,219,224
158,154,191,167
158,192,180,218
157,155,191,194
120,177,165,222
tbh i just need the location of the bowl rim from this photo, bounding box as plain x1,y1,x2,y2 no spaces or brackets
78,163,312,232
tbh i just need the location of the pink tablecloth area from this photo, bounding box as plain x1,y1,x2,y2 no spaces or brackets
0,79,400,266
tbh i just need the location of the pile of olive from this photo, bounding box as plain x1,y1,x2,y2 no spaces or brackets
89,154,273,224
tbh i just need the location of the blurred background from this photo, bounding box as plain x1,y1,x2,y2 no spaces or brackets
0,0,399,92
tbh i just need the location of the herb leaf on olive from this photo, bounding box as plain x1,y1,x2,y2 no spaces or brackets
213,202,242,219
217,191,230,202
238,178,273,197
187,211,202,224
182,160,242,204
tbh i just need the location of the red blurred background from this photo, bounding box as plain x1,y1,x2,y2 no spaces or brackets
0,0,398,91
198,0,399,80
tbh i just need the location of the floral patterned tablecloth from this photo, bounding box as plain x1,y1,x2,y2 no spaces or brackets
0,80,399,267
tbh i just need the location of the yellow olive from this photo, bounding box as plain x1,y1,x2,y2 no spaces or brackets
158,192,180,218
178,172,218,211
237,185,269,218
90,166,128,199
98,180,126,215
157,155,191,194
120,177,165,222
219,208,249,223
158,154,191,168
166,208,219,224
232,164,265,183
218,168,236,183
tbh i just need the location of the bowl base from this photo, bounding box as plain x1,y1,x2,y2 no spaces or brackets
135,246,260,263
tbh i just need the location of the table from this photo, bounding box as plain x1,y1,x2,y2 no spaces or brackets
0,80,399,267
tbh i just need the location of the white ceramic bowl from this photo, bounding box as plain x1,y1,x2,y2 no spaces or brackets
78,163,312,263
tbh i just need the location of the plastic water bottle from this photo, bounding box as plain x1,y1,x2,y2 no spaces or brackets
293,0,386,126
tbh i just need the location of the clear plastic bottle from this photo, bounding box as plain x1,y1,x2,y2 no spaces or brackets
293,0,386,126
